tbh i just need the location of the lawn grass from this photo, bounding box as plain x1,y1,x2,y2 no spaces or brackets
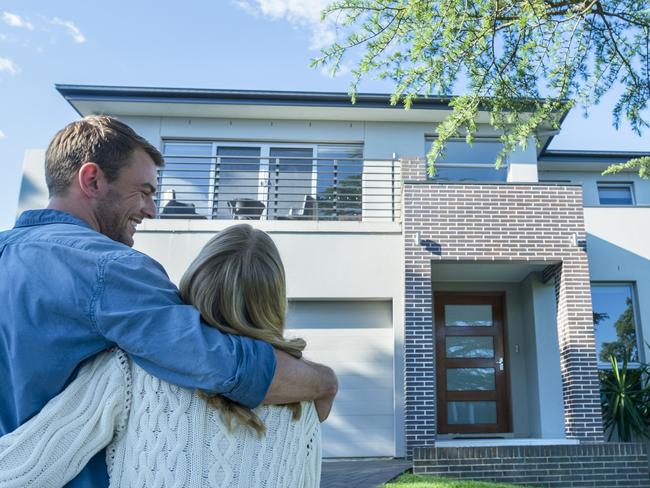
382,473,526,487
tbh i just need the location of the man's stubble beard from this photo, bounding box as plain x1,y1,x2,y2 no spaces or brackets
96,189,133,247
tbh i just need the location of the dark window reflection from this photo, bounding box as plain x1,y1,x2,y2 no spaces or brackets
592,284,639,364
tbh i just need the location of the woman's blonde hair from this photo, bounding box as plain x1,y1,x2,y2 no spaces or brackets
179,224,305,435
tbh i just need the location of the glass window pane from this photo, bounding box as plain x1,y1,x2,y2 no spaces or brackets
217,146,261,172
159,142,212,218
448,401,497,424
592,284,639,364
433,166,507,182
316,145,363,220
426,139,504,165
445,305,493,327
270,147,313,172
424,139,507,182
447,368,495,391
598,185,633,205
215,146,262,219
446,337,494,358
267,147,314,219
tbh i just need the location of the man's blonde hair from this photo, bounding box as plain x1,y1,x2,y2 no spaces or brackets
179,224,306,434
45,115,164,197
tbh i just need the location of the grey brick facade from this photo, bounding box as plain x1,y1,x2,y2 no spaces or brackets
413,443,650,487
401,158,604,457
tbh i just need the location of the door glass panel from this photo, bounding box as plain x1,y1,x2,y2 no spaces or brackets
446,337,494,358
448,401,497,424
447,368,495,391
445,305,493,327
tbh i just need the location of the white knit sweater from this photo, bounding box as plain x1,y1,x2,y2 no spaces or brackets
0,350,321,488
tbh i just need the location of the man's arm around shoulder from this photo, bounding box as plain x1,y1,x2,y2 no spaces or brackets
263,350,338,422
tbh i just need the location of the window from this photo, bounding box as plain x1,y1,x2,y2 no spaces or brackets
158,141,364,220
597,183,634,205
591,283,641,367
425,137,508,182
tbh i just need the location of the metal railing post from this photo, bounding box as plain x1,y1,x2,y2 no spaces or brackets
391,158,395,222
333,159,338,220
273,157,280,221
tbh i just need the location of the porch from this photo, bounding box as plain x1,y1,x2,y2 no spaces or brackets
401,158,604,460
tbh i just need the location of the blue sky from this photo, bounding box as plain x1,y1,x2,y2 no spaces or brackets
1,0,649,230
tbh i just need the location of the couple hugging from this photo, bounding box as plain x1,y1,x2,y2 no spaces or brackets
0,116,337,487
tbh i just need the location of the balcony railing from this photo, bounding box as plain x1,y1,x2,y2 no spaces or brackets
155,155,401,222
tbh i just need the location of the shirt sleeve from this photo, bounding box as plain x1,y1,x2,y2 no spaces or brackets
92,252,276,409
0,350,130,488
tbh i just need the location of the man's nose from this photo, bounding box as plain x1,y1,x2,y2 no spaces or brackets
143,196,156,219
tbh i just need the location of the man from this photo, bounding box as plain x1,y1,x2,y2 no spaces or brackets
0,116,337,487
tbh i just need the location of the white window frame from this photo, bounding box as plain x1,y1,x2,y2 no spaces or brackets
591,282,643,370
596,182,635,206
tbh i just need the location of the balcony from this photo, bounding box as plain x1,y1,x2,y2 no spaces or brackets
155,154,401,223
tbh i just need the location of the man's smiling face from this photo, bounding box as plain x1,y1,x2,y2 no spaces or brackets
96,148,158,247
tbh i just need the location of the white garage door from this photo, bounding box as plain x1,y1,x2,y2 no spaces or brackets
286,301,395,458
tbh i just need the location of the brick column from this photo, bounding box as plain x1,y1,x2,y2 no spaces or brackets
402,157,437,457
551,258,605,441
403,186,437,458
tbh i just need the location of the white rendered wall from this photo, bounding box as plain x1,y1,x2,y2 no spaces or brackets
132,223,406,457
584,207,650,364
521,273,566,438
16,149,48,216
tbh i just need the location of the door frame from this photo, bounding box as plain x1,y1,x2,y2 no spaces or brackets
434,291,512,434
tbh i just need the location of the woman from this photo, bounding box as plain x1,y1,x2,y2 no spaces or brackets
0,224,322,487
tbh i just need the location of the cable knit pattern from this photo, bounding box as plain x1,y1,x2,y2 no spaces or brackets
0,350,321,488
0,349,131,488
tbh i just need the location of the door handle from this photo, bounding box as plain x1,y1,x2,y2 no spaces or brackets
496,357,504,371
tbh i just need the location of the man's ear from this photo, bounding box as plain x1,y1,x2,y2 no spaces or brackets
77,162,107,198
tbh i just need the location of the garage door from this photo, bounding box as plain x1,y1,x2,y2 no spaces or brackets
286,301,395,457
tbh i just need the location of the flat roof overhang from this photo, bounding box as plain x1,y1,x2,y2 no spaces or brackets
539,150,650,172
56,84,487,123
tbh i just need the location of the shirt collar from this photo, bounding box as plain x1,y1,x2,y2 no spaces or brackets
14,209,94,230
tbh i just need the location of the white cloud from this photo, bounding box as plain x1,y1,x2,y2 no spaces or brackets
2,12,34,30
51,17,86,44
0,57,19,75
0,129,6,140
235,0,336,50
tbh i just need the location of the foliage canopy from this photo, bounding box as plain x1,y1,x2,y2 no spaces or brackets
312,0,650,177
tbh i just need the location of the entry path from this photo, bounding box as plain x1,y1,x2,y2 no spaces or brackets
321,459,412,488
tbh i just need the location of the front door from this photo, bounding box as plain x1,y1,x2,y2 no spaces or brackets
435,292,510,434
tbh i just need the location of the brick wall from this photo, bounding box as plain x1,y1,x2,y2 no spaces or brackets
413,443,650,487
402,158,604,456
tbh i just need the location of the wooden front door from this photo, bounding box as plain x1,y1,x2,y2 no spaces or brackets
435,292,510,434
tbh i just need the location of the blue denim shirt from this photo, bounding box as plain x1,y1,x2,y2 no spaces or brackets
0,210,276,487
